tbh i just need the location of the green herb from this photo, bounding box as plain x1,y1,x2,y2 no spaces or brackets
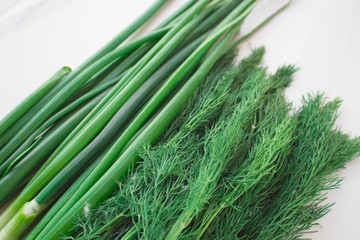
238,94,360,240
3,1,355,240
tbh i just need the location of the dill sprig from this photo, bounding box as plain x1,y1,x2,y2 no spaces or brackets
238,94,360,240
166,59,298,240
199,115,296,240
181,66,297,240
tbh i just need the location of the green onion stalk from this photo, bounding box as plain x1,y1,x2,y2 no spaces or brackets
0,85,113,178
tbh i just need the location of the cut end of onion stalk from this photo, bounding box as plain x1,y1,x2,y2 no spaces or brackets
83,203,91,219
22,200,42,217
0,200,44,240
63,66,72,72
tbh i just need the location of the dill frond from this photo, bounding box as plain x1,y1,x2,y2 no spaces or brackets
184,78,296,239
238,94,360,240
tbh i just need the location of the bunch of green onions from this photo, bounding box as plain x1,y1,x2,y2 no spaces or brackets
0,0,293,239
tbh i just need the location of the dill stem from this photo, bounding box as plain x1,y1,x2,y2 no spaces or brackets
120,226,137,240
166,209,194,240
195,203,225,240
95,211,130,237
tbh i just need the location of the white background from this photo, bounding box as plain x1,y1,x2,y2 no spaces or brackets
0,0,359,239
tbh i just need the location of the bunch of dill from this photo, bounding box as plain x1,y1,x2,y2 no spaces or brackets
68,48,360,240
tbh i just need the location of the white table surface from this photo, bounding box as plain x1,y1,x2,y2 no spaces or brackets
0,0,359,239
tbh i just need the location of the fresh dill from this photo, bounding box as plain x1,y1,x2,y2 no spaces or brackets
69,48,360,240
